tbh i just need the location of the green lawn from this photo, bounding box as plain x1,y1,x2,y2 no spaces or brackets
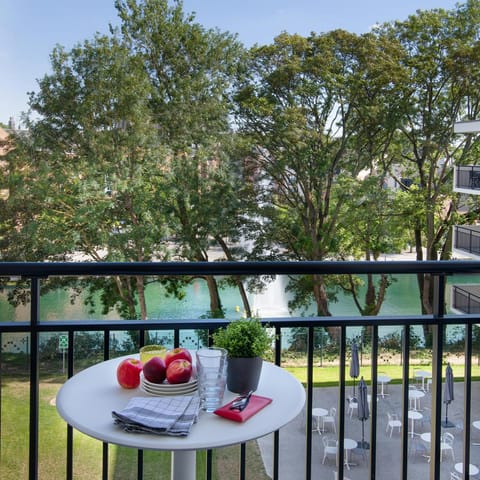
284,362,480,386
0,377,268,480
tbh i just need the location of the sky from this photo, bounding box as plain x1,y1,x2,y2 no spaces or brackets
0,0,461,127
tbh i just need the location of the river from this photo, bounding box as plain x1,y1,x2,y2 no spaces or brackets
1,272,477,351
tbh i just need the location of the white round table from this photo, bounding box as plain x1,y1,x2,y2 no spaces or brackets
420,432,451,462
377,375,391,398
414,370,432,392
408,410,423,437
339,438,357,470
455,462,479,476
409,389,425,411
56,355,306,480
312,407,328,434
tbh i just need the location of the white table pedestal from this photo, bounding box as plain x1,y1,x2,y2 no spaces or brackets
172,451,196,480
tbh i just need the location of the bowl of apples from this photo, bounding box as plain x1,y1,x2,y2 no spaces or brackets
140,347,197,396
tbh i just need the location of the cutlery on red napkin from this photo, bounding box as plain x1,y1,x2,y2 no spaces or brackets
214,394,272,422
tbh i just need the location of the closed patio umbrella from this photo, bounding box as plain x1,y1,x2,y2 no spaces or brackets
357,376,370,449
350,342,360,400
442,363,455,428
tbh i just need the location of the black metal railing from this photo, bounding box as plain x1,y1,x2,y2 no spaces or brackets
1,260,480,480
452,285,480,314
454,225,480,256
455,165,480,191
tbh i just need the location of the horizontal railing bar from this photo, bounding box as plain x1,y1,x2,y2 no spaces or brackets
2,260,480,277
2,314,479,335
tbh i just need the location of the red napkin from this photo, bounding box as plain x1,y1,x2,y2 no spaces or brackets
214,394,272,422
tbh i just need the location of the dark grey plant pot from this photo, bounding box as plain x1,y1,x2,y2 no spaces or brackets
227,356,263,394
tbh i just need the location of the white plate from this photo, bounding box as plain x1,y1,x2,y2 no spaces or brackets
140,373,198,396
140,381,198,396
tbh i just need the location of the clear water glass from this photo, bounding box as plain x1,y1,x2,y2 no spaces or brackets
196,347,228,412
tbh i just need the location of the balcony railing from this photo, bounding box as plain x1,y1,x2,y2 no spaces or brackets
454,165,480,192
453,225,480,257
452,284,480,314
1,260,480,480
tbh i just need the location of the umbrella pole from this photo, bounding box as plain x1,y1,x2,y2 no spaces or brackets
442,402,455,428
359,419,370,449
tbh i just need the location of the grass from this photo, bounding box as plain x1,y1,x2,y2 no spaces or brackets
284,362,480,386
0,375,269,480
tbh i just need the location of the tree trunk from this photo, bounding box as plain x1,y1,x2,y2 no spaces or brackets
136,275,147,320
205,275,224,317
215,235,252,317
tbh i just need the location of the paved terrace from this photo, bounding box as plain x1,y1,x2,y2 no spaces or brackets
258,381,480,479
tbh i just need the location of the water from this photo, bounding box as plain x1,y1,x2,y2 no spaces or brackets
1,272,478,351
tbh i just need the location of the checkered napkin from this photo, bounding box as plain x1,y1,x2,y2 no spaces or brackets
112,395,200,436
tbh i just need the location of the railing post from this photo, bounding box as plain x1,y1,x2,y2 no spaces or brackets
305,325,315,480
29,278,40,480
430,274,446,480
463,322,473,476
401,325,410,480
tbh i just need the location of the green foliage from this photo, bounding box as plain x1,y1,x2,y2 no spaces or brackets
212,318,271,358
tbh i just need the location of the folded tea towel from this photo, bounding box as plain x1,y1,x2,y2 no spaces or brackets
112,395,200,436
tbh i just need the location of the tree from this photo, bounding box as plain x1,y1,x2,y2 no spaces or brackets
2,34,173,319
235,30,405,318
334,175,407,316
115,0,250,317
376,3,480,323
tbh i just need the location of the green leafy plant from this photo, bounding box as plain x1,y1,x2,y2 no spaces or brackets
212,318,271,358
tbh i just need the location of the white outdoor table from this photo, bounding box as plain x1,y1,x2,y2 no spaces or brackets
56,355,306,480
312,407,328,434
339,438,357,470
414,370,432,392
455,462,479,476
408,410,423,438
377,375,391,398
420,432,451,462
409,389,425,411
473,420,480,446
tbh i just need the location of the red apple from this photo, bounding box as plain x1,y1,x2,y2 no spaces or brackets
165,347,192,368
166,359,192,384
143,356,167,384
116,358,143,389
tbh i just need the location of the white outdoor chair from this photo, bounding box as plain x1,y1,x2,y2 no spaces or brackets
322,436,338,465
322,407,337,433
386,412,402,437
441,432,455,461
450,472,461,480
347,397,358,418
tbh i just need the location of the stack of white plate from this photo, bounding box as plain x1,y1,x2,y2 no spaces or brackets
140,373,198,396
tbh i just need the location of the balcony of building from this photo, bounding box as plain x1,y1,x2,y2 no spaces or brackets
453,166,480,195
1,260,480,480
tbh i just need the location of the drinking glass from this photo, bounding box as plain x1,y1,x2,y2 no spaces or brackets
196,347,228,412
139,345,166,364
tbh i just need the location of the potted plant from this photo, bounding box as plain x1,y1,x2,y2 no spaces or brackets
212,318,271,393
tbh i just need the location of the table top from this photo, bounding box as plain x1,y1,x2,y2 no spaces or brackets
377,375,391,383
455,462,479,475
341,438,357,450
414,370,432,378
420,432,431,442
56,355,305,452
409,389,425,399
312,407,328,417
408,410,423,420
473,420,480,430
